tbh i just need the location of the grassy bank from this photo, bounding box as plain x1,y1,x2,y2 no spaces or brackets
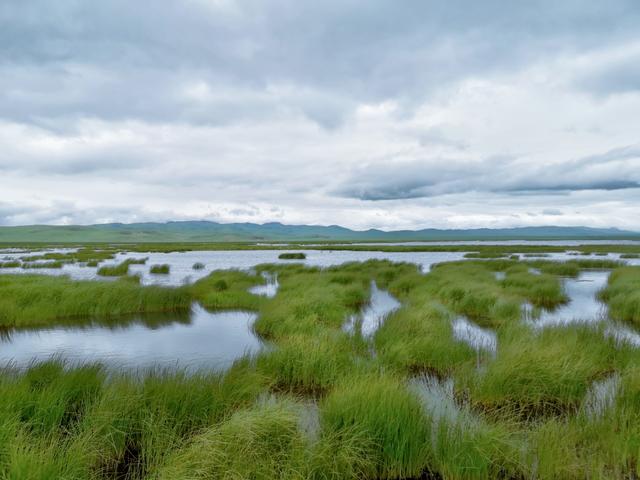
0,275,191,327
599,266,640,325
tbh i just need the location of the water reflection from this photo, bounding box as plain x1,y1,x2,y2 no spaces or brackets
452,317,497,355
0,304,261,371
582,374,620,419
248,272,279,298
532,271,609,327
343,282,400,337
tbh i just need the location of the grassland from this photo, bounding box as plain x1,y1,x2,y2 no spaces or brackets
0,254,639,478
278,252,307,259
149,264,170,274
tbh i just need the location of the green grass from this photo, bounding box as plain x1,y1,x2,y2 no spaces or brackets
0,275,191,327
190,269,267,311
466,324,618,419
0,261,20,268
21,261,65,269
599,266,640,325
321,374,430,479
126,257,148,265
464,252,508,259
96,258,147,276
278,252,307,260
97,260,131,277
0,255,637,478
150,264,170,274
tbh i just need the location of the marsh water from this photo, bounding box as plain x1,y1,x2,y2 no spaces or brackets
343,282,401,337
526,270,640,346
3,246,638,287
2,246,640,370
0,305,262,371
533,270,610,327
452,317,497,354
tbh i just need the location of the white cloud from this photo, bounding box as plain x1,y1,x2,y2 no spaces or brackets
0,0,639,230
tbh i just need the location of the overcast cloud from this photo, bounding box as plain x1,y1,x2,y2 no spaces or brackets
1,0,639,230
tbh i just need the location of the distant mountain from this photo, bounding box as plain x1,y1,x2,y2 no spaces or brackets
0,221,638,243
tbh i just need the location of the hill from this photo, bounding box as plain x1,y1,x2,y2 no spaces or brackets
0,222,638,243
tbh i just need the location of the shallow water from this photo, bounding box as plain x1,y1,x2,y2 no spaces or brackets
533,271,610,327
1,247,639,286
343,282,400,337
582,374,620,419
0,249,469,286
452,317,497,354
526,270,640,346
248,272,279,298
0,304,262,371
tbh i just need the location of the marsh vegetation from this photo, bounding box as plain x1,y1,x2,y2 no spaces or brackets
278,252,307,260
0,249,639,478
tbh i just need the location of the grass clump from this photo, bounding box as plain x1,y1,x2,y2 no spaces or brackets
156,400,309,479
464,252,508,259
126,257,148,265
192,262,205,270
0,274,191,327
278,252,306,260
191,270,266,310
0,261,20,268
321,375,430,479
150,264,170,274
500,267,567,309
375,301,475,376
253,265,368,339
256,332,360,396
97,260,131,277
599,266,640,325
21,261,64,269
424,262,521,328
467,324,616,419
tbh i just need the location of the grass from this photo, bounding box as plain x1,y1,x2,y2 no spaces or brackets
278,252,307,260
466,324,618,419
0,275,191,327
150,264,170,274
320,374,430,478
599,266,640,325
0,261,20,268
21,261,65,269
0,254,638,478
97,261,131,277
192,262,205,270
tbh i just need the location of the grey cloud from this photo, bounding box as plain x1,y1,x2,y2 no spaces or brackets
2,0,640,128
336,145,640,200
542,209,563,216
1,1,640,230
574,50,640,96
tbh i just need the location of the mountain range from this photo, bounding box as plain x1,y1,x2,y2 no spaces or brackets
0,222,638,243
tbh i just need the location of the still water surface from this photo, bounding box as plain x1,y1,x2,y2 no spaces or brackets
0,304,262,371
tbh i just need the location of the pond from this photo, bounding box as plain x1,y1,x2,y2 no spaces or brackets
525,270,640,347
343,282,401,337
0,304,262,371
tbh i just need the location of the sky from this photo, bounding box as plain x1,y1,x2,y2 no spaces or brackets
1,0,639,231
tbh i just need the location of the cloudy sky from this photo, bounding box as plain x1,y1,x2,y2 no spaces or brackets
1,0,639,230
